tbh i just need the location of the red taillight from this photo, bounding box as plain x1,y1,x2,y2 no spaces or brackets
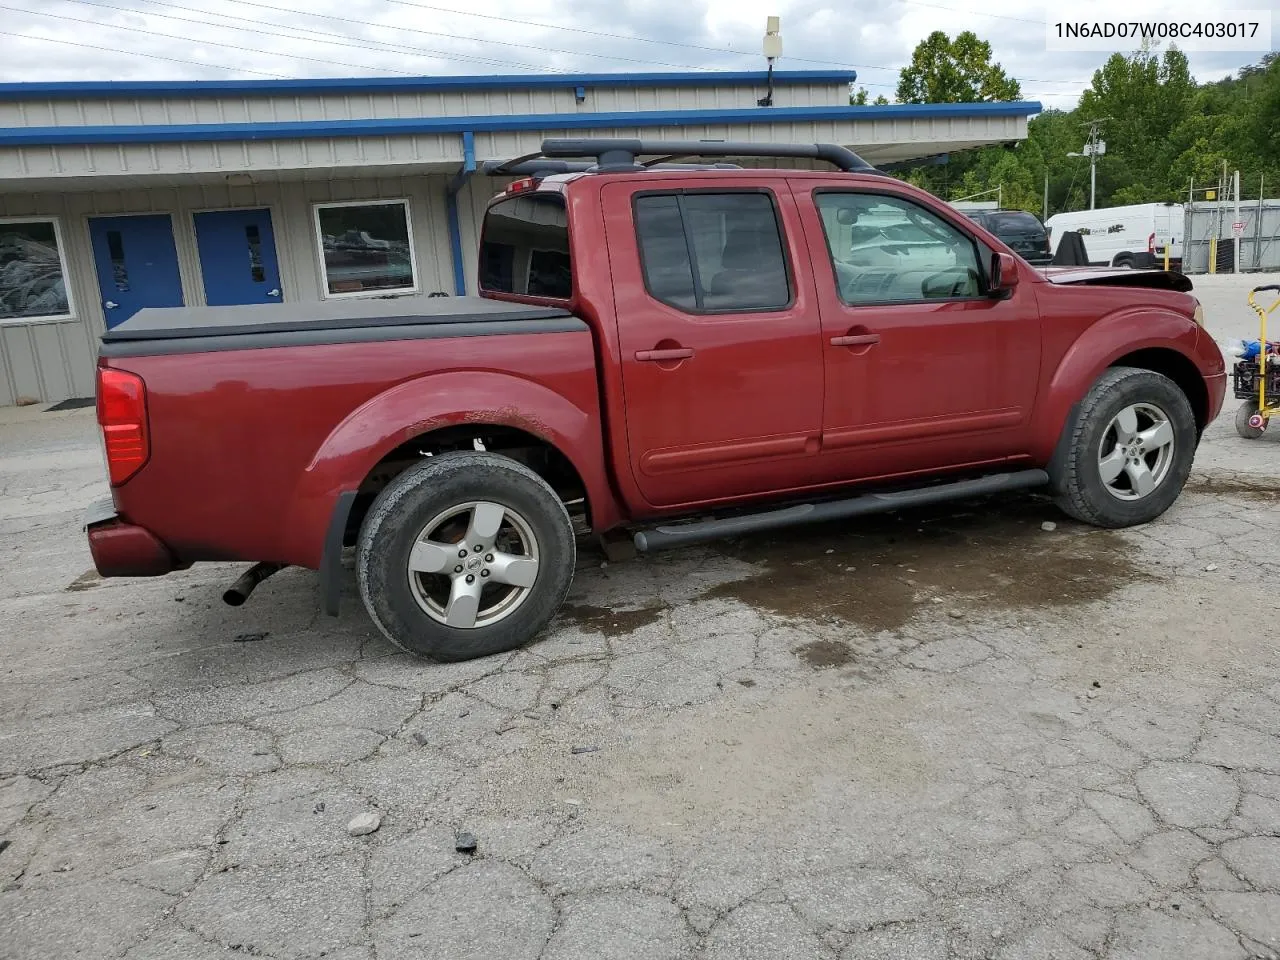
506,177,536,194
97,368,149,486
1148,232,1156,254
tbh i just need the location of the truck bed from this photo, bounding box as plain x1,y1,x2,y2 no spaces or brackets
101,295,580,356
95,294,602,572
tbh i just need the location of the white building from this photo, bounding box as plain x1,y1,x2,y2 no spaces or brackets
0,71,1040,405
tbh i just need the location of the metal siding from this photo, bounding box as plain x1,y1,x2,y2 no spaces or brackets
0,71,857,99
29,322,73,400
0,83,856,128
0,330,13,406
59,316,97,399
0,173,458,403
0,135,461,180
0,326,41,403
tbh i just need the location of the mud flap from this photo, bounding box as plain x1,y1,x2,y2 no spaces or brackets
1045,401,1082,497
319,491,358,617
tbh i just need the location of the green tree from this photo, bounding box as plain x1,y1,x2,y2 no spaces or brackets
1074,45,1196,204
896,31,1022,104
849,87,889,105
893,45,1279,215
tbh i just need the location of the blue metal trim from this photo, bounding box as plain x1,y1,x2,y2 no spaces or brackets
0,102,1043,147
447,130,477,191
445,190,467,297
0,70,858,101
446,131,478,296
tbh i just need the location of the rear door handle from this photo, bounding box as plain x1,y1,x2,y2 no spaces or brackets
830,333,880,347
635,348,694,362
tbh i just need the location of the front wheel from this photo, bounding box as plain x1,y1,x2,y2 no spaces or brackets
1054,367,1197,528
356,452,576,661
1235,400,1267,439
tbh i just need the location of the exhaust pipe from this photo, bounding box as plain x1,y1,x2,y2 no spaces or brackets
223,562,286,606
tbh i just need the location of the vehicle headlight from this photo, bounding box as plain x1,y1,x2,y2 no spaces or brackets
1193,301,1205,327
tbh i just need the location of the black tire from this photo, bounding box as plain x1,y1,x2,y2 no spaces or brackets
1235,400,1266,439
1113,253,1134,269
356,452,576,662
1054,366,1197,528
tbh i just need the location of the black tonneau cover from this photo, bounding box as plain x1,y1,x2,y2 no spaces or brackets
104,295,572,341
98,295,585,358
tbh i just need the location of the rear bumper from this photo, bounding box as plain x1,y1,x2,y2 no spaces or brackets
85,498,178,577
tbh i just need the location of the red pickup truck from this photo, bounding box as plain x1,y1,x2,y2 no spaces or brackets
87,138,1226,662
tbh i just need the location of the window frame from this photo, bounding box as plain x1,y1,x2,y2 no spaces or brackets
311,198,420,301
0,215,75,326
631,187,796,317
812,188,992,308
477,190,574,304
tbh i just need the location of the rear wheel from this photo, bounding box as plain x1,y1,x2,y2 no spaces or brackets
1112,253,1135,269
1235,400,1267,439
1055,367,1197,528
356,452,576,661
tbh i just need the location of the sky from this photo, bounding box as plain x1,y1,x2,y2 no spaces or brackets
0,0,1274,110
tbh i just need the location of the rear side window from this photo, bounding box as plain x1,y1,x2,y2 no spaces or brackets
988,212,1044,235
634,192,791,313
480,193,571,299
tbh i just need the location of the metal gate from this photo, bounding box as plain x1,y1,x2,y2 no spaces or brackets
1183,200,1280,274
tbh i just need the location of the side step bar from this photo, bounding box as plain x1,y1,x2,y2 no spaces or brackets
632,469,1050,553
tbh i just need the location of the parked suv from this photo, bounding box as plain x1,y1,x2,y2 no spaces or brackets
86,138,1226,662
963,209,1053,265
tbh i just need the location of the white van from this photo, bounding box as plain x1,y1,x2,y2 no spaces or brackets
1044,203,1184,268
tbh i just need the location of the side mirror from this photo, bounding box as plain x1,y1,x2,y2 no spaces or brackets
990,251,1019,297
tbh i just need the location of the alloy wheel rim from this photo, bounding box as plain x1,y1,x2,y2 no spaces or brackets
1097,402,1175,501
406,500,540,628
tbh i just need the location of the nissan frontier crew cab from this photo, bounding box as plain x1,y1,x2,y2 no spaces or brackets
86,138,1227,662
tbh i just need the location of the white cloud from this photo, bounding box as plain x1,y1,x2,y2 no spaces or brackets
0,0,1272,109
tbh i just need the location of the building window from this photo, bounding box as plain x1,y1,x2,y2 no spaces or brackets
313,200,417,298
814,192,982,304
633,192,791,313
479,193,571,299
0,218,73,323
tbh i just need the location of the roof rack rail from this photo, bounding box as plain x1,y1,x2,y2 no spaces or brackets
480,158,742,177
483,138,884,177
540,137,881,173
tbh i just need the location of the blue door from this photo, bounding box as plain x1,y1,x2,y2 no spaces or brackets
88,214,184,328
193,208,283,307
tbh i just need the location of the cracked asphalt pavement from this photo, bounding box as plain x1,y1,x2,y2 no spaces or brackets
3,273,1280,960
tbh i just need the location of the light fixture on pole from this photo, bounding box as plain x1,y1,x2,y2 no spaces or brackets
1066,118,1109,210
758,17,782,107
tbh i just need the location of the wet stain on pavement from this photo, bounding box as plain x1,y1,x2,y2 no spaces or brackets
65,570,101,592
559,603,667,637
1185,475,1280,502
703,494,1148,633
794,639,855,668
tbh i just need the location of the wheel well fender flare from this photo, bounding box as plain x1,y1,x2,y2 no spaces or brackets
1033,308,1206,467
281,370,616,574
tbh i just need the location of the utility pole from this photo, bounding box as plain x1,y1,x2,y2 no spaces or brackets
1043,171,1049,220
1067,118,1109,210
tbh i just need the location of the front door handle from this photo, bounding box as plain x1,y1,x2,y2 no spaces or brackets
830,333,880,347
635,347,694,362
